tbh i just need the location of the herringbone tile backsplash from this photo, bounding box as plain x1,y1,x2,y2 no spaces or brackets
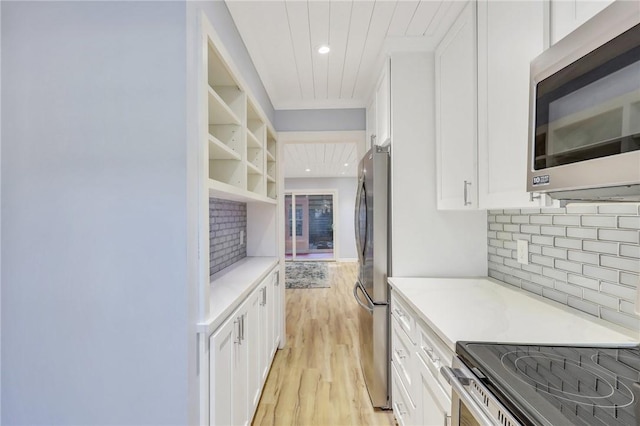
488,204,640,332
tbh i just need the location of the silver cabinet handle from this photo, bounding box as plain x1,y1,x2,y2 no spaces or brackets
371,134,377,146
234,317,242,345
422,345,439,364
529,192,541,202
261,286,267,306
464,180,472,206
393,308,405,319
240,314,245,342
394,401,407,416
441,366,494,425
394,348,407,360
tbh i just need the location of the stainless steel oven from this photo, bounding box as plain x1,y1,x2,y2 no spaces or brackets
527,1,640,201
442,342,640,426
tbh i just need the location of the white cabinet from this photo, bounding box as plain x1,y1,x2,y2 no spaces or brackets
375,59,391,145
550,0,613,45
391,289,453,426
210,300,250,426
209,267,281,426
435,1,478,210
366,58,391,149
477,0,545,209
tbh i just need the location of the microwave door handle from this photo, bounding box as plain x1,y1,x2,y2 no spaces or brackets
440,366,497,426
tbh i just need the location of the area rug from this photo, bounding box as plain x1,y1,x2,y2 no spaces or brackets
285,262,330,289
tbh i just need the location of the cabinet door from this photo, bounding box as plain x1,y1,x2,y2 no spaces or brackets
235,305,250,426
375,59,391,145
417,357,450,426
477,0,545,209
272,271,282,351
435,1,477,210
248,289,263,412
210,313,240,426
366,95,377,150
260,282,271,382
550,0,613,45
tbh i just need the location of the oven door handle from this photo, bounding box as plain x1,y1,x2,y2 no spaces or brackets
440,366,498,426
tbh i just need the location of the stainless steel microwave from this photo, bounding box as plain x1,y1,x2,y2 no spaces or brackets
527,1,640,201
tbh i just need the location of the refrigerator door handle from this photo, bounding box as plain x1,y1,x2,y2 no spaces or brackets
354,177,367,265
353,281,373,314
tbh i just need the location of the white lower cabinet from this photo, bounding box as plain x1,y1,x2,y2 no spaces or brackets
391,290,453,426
210,267,280,425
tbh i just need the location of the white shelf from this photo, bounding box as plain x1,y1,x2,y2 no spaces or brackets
266,150,275,162
208,87,241,126
209,134,241,161
266,174,275,183
247,130,262,148
247,161,262,175
208,179,276,204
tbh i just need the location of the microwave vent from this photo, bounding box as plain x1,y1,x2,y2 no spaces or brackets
546,184,640,202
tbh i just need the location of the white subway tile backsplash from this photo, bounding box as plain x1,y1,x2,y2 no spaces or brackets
565,204,598,214
541,226,566,237
600,282,636,301
567,250,599,265
567,274,600,290
210,198,247,276
598,228,639,244
554,238,582,250
620,244,640,259
582,240,618,255
600,255,640,273
532,235,554,246
566,227,598,239
541,246,567,259
583,289,618,310
567,297,600,317
619,216,640,229
531,215,553,225
554,259,582,274
620,272,639,287
597,204,639,214
553,216,581,226
583,265,618,282
487,205,640,332
542,267,567,281
581,215,617,228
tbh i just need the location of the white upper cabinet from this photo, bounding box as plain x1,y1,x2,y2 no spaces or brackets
550,0,614,45
366,58,391,150
435,1,478,210
477,0,545,209
375,59,391,146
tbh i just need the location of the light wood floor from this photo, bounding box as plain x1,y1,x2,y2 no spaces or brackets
252,262,395,426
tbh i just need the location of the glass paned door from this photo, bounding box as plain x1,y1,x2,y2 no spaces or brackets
285,193,335,261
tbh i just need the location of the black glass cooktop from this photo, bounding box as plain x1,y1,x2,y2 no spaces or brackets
457,342,640,426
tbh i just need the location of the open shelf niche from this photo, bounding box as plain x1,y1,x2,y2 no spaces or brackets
266,129,277,199
246,100,265,196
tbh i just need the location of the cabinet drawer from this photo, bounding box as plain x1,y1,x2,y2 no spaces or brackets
391,292,416,344
391,315,416,404
416,352,451,419
416,319,453,396
392,361,416,426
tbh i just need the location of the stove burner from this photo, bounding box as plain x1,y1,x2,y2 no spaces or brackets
500,350,635,409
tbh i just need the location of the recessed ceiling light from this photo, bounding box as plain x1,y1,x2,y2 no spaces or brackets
344,163,349,167
317,45,330,54
305,168,311,172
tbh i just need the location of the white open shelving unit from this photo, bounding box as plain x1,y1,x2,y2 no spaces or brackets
198,11,284,426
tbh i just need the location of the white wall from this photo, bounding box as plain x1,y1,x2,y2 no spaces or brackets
1,2,196,424
285,178,358,260
390,52,488,277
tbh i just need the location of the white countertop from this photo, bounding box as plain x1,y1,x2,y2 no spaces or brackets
198,256,279,335
389,277,639,352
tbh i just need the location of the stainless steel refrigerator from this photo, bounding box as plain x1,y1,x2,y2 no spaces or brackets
353,144,390,409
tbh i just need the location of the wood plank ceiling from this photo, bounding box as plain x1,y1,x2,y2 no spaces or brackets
225,0,464,110
225,0,464,177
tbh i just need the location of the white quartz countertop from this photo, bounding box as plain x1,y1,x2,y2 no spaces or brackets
198,256,279,335
389,277,639,352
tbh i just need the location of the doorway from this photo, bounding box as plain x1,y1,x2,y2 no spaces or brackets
285,192,336,261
